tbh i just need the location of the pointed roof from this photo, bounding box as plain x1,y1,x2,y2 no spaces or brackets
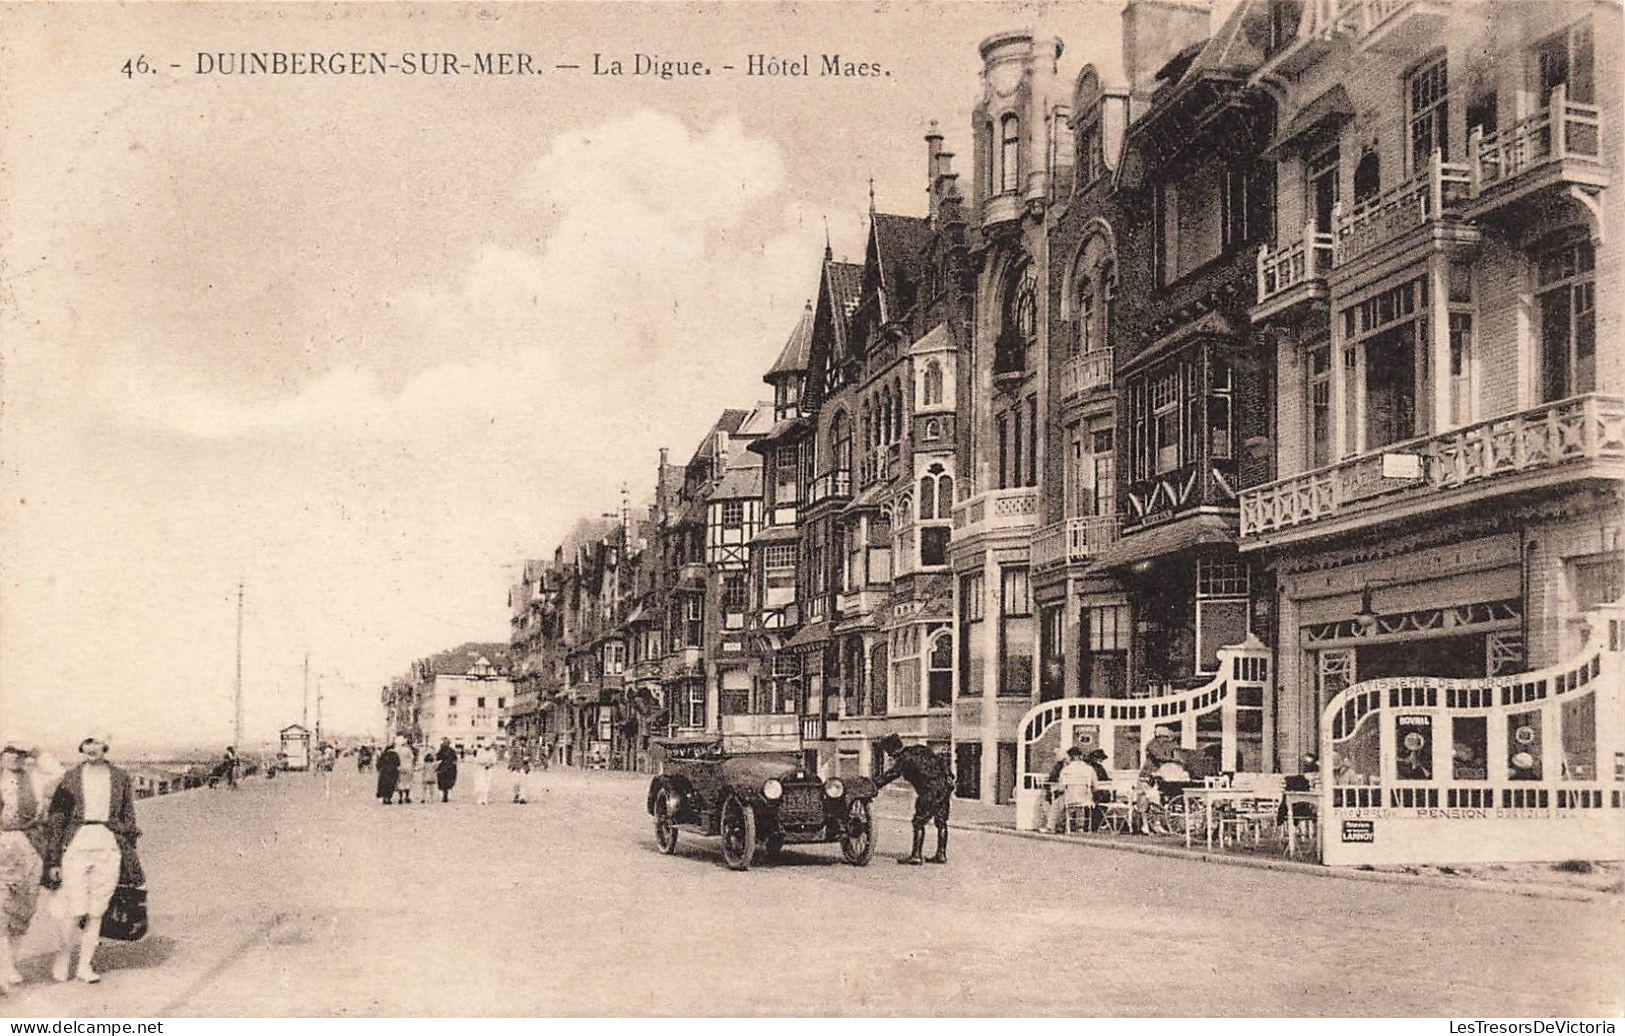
767,302,814,378
824,259,864,356
871,213,932,322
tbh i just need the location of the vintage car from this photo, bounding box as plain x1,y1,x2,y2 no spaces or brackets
646,735,876,870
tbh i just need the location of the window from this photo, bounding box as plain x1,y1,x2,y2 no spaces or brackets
1081,603,1128,698
1307,143,1339,234
1353,149,1380,204
1537,237,1596,402
923,418,941,441
1091,428,1115,517
1466,91,1498,140
1449,313,1473,427
721,500,744,529
1079,122,1104,183
866,514,892,585
1151,370,1180,474
448,696,458,707
1221,167,1251,249
923,360,943,406
958,572,984,698
1407,57,1449,172
1341,276,1427,450
999,113,1021,193
497,697,505,709
927,630,953,708
604,642,625,674
1025,395,1039,487
1077,280,1094,356
1209,360,1232,460
682,682,707,729
998,567,1032,697
920,527,950,568
477,697,486,709
1152,183,1169,287
1102,264,1116,348
1534,21,1594,106
721,573,747,614
1307,343,1332,469
764,544,795,572
682,594,703,647
1268,1,1303,54
1039,605,1065,702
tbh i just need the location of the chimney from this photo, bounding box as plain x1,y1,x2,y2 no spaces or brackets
1121,0,1211,113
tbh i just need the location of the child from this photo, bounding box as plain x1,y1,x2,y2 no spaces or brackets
420,752,436,804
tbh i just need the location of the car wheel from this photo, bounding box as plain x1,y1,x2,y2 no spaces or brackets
720,796,756,871
841,798,875,866
654,791,679,854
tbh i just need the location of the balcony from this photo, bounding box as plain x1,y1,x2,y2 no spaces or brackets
980,192,1020,229
800,714,827,742
1058,349,1114,403
1240,393,1625,550
1332,152,1470,270
1333,0,1453,57
1467,87,1608,220
1254,222,1333,322
806,469,852,507
951,487,1039,540
1031,516,1122,572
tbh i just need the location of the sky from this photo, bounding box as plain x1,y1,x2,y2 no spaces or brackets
0,1,1142,757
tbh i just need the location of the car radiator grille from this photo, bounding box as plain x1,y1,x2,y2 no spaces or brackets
780,786,825,827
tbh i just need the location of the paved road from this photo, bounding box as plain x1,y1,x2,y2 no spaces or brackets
5,767,1622,1016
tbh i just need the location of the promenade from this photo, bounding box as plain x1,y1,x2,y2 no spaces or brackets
4,767,1622,1017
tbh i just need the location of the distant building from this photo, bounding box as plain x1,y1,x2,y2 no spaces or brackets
390,643,515,752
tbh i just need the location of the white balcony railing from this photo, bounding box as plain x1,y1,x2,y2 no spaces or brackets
1332,151,1470,267
1058,349,1114,401
1240,393,1625,540
1031,515,1122,571
1470,85,1604,196
951,487,1040,535
1257,222,1334,307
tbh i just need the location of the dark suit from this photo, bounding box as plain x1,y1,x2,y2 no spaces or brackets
44,763,144,888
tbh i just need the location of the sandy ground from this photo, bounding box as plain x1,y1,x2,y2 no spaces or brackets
4,766,1621,1017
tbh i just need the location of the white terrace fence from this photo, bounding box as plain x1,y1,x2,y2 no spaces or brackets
1015,636,1271,831
1319,602,1625,866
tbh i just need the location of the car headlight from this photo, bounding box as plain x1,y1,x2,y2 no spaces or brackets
665,791,682,811
762,778,783,801
823,777,844,799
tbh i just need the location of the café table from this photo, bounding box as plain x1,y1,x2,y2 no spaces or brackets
1180,786,1256,852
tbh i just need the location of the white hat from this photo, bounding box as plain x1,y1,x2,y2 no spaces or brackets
79,734,110,753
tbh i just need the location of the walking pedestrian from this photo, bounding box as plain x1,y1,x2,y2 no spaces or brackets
374,741,400,806
221,745,239,791
0,743,45,994
435,739,458,803
42,735,144,984
874,734,954,866
508,745,528,804
474,743,497,805
396,742,417,804
419,751,436,804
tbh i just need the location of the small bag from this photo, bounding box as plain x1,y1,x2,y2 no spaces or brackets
101,884,148,942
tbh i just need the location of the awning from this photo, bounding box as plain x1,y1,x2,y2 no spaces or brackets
833,614,878,635
783,620,831,650
749,415,811,452
1264,85,1354,157
750,524,801,546
841,481,890,516
1090,514,1236,571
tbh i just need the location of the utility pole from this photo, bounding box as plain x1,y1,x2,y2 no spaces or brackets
233,581,244,751
315,674,324,748
302,652,310,730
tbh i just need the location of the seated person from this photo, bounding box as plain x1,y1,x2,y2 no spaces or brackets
1042,747,1098,833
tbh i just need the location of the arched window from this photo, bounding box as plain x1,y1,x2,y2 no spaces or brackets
1354,149,1380,204
923,360,943,406
893,378,905,440
923,418,941,440
981,120,995,192
997,263,1037,376
830,411,851,474
1102,261,1117,348
919,476,936,520
937,474,953,518
881,389,893,445
1077,277,1094,356
1000,114,1021,193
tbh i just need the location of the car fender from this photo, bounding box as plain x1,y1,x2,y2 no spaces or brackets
646,777,666,815
841,775,878,801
